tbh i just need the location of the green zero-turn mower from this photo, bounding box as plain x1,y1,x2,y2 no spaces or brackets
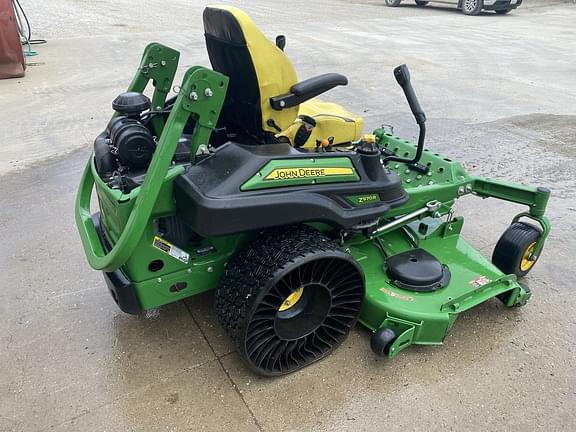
75,6,551,376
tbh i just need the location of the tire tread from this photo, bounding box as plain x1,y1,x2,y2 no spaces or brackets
216,225,354,351
492,222,541,277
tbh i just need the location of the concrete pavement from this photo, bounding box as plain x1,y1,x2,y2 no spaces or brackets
1,1,575,431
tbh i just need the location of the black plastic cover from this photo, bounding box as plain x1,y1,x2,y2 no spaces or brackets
108,117,156,168
174,142,408,237
93,214,142,314
112,92,151,117
386,248,451,292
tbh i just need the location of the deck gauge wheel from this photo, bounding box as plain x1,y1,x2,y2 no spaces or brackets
370,328,397,357
492,221,543,278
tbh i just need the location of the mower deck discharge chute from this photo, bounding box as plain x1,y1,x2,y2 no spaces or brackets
75,6,550,376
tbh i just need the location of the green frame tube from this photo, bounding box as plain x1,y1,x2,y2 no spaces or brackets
75,44,229,272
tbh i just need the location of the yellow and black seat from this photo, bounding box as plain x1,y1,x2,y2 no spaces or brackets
203,6,363,148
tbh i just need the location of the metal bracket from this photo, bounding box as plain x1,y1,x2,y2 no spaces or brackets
511,212,551,259
371,200,441,238
472,178,551,218
125,43,180,135
440,274,517,312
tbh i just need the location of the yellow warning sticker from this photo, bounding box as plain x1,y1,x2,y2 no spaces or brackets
153,236,190,264
265,167,354,180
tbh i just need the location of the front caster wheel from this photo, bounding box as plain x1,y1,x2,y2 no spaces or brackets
492,222,543,278
216,225,365,376
370,328,397,357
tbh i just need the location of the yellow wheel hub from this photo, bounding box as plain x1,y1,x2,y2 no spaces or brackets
520,242,537,272
278,287,304,311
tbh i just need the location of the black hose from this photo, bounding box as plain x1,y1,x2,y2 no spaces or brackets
12,0,47,46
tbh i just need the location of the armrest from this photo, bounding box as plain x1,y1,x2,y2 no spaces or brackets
270,73,348,110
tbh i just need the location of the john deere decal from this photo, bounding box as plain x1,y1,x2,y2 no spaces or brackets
265,167,354,180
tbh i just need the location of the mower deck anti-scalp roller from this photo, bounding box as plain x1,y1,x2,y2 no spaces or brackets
75,6,550,376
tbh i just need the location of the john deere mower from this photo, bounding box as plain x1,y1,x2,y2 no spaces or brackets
75,6,550,376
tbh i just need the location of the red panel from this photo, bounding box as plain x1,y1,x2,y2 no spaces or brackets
0,0,25,79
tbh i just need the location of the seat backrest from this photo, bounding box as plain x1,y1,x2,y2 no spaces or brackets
203,6,299,141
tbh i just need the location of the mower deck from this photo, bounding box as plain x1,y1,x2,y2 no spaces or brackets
345,134,541,357
354,218,527,355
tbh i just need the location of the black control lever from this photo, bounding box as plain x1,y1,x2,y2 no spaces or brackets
276,35,286,51
394,64,426,125
382,64,427,171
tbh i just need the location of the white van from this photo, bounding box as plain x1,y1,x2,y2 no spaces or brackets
384,0,523,15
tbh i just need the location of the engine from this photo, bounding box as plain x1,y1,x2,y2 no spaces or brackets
94,92,157,192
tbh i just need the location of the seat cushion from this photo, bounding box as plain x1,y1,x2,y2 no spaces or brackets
279,99,364,148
